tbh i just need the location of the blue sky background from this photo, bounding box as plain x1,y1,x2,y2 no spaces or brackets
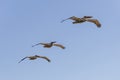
0,0,120,80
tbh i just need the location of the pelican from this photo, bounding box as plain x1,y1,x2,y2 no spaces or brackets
32,41,65,49
18,55,51,63
61,16,101,27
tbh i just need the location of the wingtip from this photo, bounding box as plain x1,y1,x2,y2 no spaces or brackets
18,61,21,63
61,20,64,23
32,45,36,47
62,47,66,49
48,60,51,62
97,24,102,28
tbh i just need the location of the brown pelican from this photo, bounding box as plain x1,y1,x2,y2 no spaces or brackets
61,16,101,27
32,41,65,49
18,55,51,63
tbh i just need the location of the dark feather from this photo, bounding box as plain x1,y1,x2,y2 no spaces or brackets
18,57,28,63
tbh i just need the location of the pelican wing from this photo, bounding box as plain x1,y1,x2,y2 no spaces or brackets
39,43,49,45
53,43,65,49
32,43,41,47
61,18,70,23
18,57,28,63
86,19,101,27
61,16,78,23
32,43,49,47
38,56,51,62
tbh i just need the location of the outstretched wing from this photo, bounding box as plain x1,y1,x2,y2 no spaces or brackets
18,57,28,63
53,43,65,49
86,19,101,27
61,18,70,23
32,43,41,47
39,43,49,45
32,43,48,47
38,56,51,62
61,16,77,23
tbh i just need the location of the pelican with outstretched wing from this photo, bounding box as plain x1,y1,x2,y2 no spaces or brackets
32,41,65,49
61,16,101,27
61,16,84,23
18,55,51,63
32,41,56,48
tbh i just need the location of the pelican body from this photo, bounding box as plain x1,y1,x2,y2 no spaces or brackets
32,41,65,49
18,55,51,63
61,16,101,27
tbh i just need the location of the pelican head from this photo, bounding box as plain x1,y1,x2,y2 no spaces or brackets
83,16,93,18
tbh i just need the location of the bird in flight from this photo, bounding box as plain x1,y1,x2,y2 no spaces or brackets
18,55,51,63
61,16,101,27
32,41,65,49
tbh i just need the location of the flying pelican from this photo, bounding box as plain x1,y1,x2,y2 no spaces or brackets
61,16,101,27
18,55,51,63
32,41,65,49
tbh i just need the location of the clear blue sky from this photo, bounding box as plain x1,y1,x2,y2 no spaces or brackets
0,0,120,80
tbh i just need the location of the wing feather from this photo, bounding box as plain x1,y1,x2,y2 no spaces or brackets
38,56,51,62
18,57,28,63
53,43,65,49
32,43,48,47
61,16,79,23
61,18,70,23
86,19,101,27
32,43,41,47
